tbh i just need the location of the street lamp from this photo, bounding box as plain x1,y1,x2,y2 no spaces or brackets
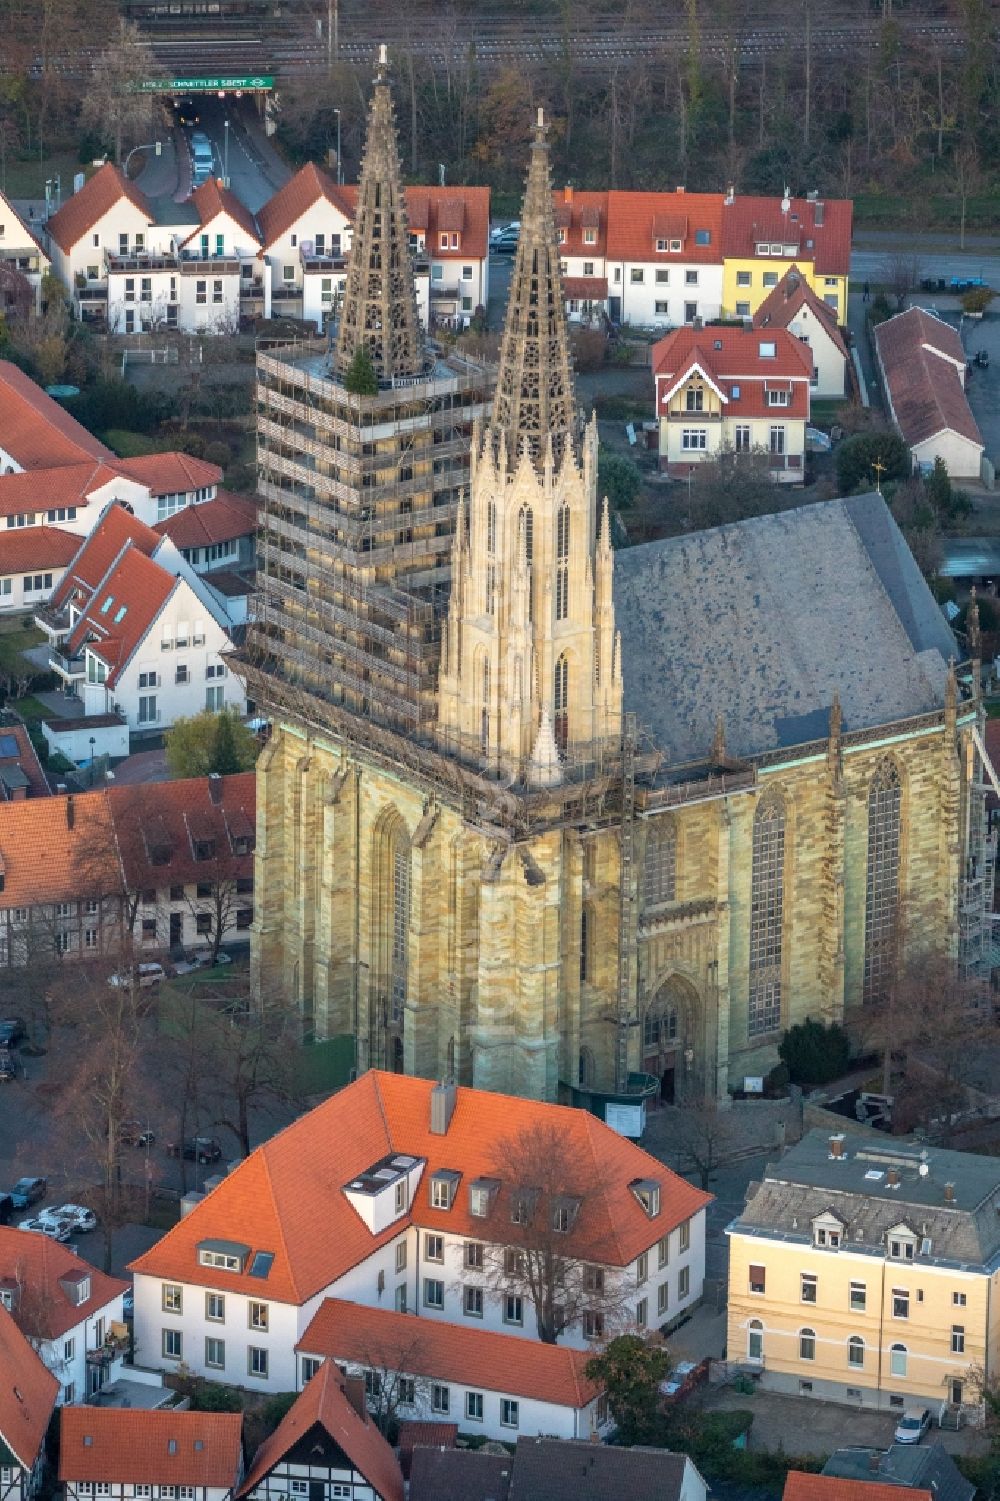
334,108,342,185
89,735,96,786
122,141,161,181
223,119,230,189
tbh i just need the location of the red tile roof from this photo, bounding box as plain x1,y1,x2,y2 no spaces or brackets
0,362,115,470
0,790,116,905
875,307,983,451
238,1362,403,1501
0,1302,58,1471
0,187,48,262
0,460,122,519
720,193,853,276
653,325,813,420
784,1475,933,1501
606,190,724,263
552,190,609,257
338,184,490,262
0,525,79,574
130,1071,710,1303
0,1225,127,1341
183,178,262,249
154,491,258,550
59,1408,243,1489
46,163,153,255
50,501,161,613
66,543,177,686
114,452,222,495
256,162,354,249
0,721,50,800
112,769,255,891
563,276,608,300
299,1299,601,1411
753,266,848,358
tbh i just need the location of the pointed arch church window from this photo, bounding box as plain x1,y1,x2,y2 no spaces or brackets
481,657,491,754
554,654,568,752
748,792,785,1038
863,757,901,1006
556,504,570,621
487,500,497,555
643,822,677,907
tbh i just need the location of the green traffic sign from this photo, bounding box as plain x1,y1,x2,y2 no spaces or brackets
139,75,275,93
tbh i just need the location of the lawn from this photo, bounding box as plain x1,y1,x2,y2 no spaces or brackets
9,695,50,723
0,619,44,677
2,149,89,202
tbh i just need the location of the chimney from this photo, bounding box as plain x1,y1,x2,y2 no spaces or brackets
829,1133,845,1159
945,1182,955,1203
676,185,686,194
208,772,223,805
65,794,74,829
430,1080,458,1135
179,1191,204,1217
725,183,735,206
887,1167,900,1188
813,199,825,227
564,184,574,204
344,1375,368,1423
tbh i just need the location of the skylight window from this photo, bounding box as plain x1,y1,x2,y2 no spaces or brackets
249,1251,274,1279
113,605,127,623
100,595,114,614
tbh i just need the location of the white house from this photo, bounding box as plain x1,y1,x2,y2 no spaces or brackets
59,1407,244,1501
0,360,116,477
0,1303,58,1501
297,1301,609,1443
0,187,50,314
0,1226,128,1405
603,190,725,328
753,266,849,400
256,162,354,330
874,306,984,481
129,1072,710,1393
0,526,78,615
237,1362,403,1501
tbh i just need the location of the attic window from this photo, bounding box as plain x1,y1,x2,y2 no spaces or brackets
194,1442,204,1453
469,1178,499,1219
629,1178,661,1218
552,1195,582,1233
430,1171,461,1211
198,1239,250,1272
511,1188,538,1226
100,595,114,614
249,1251,275,1279
758,341,776,358
113,605,127,623
695,228,711,245
194,838,216,861
168,1441,178,1456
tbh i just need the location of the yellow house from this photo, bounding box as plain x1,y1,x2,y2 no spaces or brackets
727,1130,1000,1419
720,192,851,323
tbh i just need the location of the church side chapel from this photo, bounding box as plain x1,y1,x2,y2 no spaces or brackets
244,52,989,1106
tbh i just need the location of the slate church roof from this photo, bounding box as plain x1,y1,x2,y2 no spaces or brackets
614,492,956,764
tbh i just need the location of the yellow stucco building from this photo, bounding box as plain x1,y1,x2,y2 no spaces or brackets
720,191,850,323
244,61,987,1108
728,1130,1000,1418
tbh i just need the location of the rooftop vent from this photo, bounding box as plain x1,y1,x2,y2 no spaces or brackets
945,1182,955,1203
829,1134,846,1160
887,1168,900,1188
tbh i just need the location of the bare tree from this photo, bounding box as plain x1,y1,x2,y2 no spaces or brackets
477,1121,633,1343
348,1330,432,1435
670,1101,741,1189
80,20,162,164
882,252,921,312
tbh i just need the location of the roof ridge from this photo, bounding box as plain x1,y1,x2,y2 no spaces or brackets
255,1147,301,1301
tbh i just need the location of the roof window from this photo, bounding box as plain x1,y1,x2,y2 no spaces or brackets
113,605,127,623
249,1251,274,1279
629,1178,661,1218
759,341,776,358
430,1170,461,1211
695,228,711,245
100,595,114,614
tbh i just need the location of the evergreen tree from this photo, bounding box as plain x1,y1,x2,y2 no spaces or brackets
212,710,243,776
344,345,379,396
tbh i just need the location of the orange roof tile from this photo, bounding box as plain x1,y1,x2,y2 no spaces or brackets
0,721,50,799
153,491,258,550
256,162,354,249
720,194,852,276
0,460,122,520
0,1226,127,1341
58,1408,243,1488
0,525,79,574
0,790,116,905
66,543,177,687
606,190,723,263
875,307,982,451
50,501,161,613
0,363,115,471
238,1362,403,1501
299,1299,601,1411
753,266,848,358
111,770,255,891
114,452,222,495
183,179,262,248
129,1072,710,1303
46,163,153,255
552,190,609,257
0,187,48,262
337,184,491,261
563,276,607,300
0,1303,58,1471
784,1475,933,1501
652,324,812,419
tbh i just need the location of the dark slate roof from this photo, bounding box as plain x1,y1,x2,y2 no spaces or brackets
734,1129,1000,1268
508,1438,693,1501
408,1447,511,1501
613,494,956,764
824,1445,975,1501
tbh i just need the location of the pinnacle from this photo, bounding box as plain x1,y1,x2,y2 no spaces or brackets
488,109,579,472
332,46,426,386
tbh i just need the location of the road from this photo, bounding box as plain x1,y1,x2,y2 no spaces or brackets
175,98,290,214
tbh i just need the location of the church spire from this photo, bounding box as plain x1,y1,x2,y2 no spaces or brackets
333,44,425,385
488,109,578,471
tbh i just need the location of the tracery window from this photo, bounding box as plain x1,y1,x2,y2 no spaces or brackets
554,654,568,752
748,793,785,1037
863,758,901,1005
556,504,570,621
643,822,677,906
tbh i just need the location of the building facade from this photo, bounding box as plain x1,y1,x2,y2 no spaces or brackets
0,1304,58,1501
59,1408,243,1501
727,1131,1000,1419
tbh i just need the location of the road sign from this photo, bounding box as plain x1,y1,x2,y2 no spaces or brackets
138,75,275,94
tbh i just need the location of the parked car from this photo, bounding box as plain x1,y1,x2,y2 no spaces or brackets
18,1216,71,1242
172,951,233,976
895,1406,932,1445
0,1018,26,1047
10,1176,46,1209
121,1121,155,1149
166,1136,223,1164
0,1050,16,1082
123,1289,134,1320
109,963,165,990
43,1203,97,1233
490,223,520,253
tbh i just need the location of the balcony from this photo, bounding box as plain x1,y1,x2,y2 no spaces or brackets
51,651,85,681
272,285,303,303
300,246,347,273
180,257,241,277
106,251,180,274
76,285,108,303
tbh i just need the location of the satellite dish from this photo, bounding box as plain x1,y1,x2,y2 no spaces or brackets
919,1163,929,1177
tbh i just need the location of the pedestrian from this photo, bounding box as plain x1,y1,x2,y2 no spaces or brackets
863,280,870,303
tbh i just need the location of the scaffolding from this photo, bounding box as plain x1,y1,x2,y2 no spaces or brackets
961,720,998,985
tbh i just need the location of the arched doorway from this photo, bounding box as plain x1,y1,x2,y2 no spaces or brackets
643,974,698,1102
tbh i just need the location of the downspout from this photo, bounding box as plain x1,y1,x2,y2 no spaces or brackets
876,1256,886,1408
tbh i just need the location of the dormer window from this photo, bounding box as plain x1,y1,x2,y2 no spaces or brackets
198,1239,250,1272
469,1178,499,1218
59,1273,91,1306
629,1178,661,1218
583,228,596,245
558,228,567,244
511,1189,538,1226
194,839,216,861
552,1195,581,1234
812,1211,844,1249
888,1226,916,1261
395,1179,407,1213
430,1170,460,1211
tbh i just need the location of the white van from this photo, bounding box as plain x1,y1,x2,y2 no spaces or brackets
190,132,214,186
108,963,165,990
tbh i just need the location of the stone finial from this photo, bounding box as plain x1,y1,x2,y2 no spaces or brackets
945,655,957,719
527,710,563,788
333,47,424,385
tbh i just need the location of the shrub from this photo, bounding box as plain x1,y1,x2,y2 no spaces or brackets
203,440,233,468
835,430,910,493
779,1017,851,1086
571,328,608,373
598,449,641,511
344,346,378,396
961,285,994,315
188,1383,242,1412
